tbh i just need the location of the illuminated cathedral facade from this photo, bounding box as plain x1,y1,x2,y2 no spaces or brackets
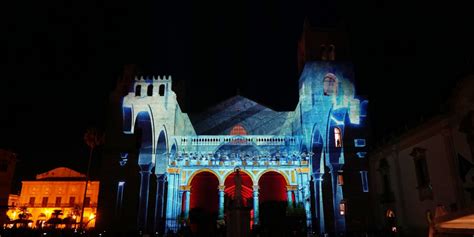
97,24,370,236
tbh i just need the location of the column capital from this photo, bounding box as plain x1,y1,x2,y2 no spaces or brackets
167,167,180,174
253,185,259,191
179,185,192,191
286,185,298,191
218,185,226,191
139,163,154,172
296,167,310,173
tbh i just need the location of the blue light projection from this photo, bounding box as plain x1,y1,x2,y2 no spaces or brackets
356,152,367,158
354,139,366,147
119,62,368,235
360,171,369,192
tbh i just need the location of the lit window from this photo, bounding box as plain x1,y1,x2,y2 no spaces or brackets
323,73,337,96
230,124,247,136
386,209,395,218
360,171,369,192
337,171,344,185
135,85,141,96
339,200,346,215
147,84,153,96
334,127,342,147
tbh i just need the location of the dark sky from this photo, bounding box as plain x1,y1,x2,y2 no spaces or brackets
3,0,473,190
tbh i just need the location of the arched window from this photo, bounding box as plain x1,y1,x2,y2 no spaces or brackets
320,44,327,60
230,124,247,135
323,73,337,96
159,84,165,96
135,85,141,96
147,84,153,96
329,44,336,61
334,127,342,147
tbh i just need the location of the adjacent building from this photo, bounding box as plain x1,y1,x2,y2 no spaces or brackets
368,75,474,236
6,167,99,229
0,149,17,227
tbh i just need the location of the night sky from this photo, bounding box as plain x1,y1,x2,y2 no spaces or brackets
3,0,473,191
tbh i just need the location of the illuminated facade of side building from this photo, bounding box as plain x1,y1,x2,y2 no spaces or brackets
7,167,99,228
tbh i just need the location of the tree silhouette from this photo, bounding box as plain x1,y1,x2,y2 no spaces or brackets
79,128,104,230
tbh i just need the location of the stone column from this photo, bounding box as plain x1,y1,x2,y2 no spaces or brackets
218,185,225,220
330,165,346,235
178,190,184,220
287,190,293,207
184,187,191,219
153,174,166,235
286,185,296,208
253,185,259,225
138,164,152,231
165,170,179,233
313,173,325,234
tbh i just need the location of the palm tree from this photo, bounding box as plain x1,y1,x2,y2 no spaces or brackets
79,128,104,230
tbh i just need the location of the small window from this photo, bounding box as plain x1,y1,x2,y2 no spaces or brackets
55,197,61,206
323,73,337,96
328,44,336,61
159,84,165,96
320,44,327,60
339,200,346,215
147,84,153,96
84,197,91,207
386,209,395,218
42,197,48,207
0,160,8,172
69,197,75,206
135,85,142,96
230,124,248,136
360,171,369,192
29,197,35,206
354,139,366,147
410,148,431,188
337,172,344,185
334,127,342,147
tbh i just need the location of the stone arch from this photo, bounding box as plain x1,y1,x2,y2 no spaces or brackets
154,126,168,174
187,169,222,186
135,111,154,165
256,169,290,186
311,127,324,172
223,169,255,185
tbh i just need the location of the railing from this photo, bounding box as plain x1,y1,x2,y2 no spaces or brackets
18,203,98,208
170,158,309,167
178,135,298,146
